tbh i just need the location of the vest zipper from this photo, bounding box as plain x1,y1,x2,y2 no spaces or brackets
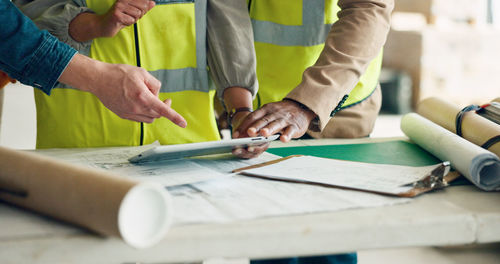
133,23,145,146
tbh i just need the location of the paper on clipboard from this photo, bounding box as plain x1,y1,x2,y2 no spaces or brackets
234,155,453,197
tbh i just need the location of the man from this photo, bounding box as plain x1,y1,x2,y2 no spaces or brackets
14,0,258,149
226,1,393,263
0,0,185,126
230,0,393,163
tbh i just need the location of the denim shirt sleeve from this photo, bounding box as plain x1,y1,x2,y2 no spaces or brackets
0,0,77,95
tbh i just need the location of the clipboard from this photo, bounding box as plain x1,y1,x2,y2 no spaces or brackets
233,155,460,198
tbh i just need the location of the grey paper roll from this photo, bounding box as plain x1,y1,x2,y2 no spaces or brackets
401,113,500,191
0,146,172,248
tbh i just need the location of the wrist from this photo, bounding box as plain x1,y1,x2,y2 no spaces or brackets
283,98,317,124
59,54,102,93
223,87,253,110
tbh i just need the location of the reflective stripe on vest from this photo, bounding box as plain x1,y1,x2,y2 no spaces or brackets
34,0,219,148
62,0,209,93
249,0,382,109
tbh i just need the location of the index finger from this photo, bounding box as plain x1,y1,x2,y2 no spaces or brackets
147,94,187,128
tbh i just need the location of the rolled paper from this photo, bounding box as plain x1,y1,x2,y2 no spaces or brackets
494,98,500,103
0,146,172,248
401,113,500,191
417,97,500,158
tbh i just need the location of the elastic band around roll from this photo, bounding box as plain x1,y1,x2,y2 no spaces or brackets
481,135,500,150
455,104,481,137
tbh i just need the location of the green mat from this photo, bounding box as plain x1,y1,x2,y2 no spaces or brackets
267,140,441,167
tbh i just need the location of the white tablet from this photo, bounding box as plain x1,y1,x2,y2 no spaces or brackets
128,135,280,163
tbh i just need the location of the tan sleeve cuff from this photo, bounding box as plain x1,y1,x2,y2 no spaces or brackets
286,84,349,132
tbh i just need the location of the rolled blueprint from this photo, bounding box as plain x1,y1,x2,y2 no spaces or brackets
401,113,500,191
0,146,172,248
416,97,500,157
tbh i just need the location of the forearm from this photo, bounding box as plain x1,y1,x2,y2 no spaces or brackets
207,0,258,100
286,0,394,130
221,87,253,132
68,12,104,43
223,87,253,111
58,53,101,93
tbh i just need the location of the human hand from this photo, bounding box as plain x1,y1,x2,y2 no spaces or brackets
231,111,270,159
234,100,317,143
92,62,187,125
59,54,187,126
99,0,155,37
69,0,155,42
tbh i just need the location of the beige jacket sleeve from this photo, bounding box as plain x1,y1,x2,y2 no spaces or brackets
286,0,394,132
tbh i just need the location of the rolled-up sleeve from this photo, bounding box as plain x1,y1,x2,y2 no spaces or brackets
207,0,258,100
13,0,93,51
0,0,76,94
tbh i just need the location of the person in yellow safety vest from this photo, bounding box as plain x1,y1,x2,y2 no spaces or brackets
14,0,258,149
238,2,394,263
226,0,394,161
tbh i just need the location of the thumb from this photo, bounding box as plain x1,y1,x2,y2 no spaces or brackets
144,71,161,96
163,98,172,108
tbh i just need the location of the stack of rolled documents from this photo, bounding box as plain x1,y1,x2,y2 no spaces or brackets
401,97,500,191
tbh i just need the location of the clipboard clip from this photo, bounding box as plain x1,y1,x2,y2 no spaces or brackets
412,161,451,189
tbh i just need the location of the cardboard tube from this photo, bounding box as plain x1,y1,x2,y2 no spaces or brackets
0,146,172,248
416,97,500,158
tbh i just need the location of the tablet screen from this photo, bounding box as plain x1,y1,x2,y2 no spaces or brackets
128,135,279,163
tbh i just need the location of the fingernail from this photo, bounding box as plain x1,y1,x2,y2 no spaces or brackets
233,131,239,138
247,147,254,152
248,127,257,135
234,149,242,155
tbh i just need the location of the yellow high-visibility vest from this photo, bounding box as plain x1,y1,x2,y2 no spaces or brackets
34,0,219,148
249,0,383,111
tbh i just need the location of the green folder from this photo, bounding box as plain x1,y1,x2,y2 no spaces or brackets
268,140,441,167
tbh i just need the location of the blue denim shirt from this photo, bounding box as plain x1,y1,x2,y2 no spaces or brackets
0,0,76,95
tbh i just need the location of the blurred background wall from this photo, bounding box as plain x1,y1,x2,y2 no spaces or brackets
380,0,500,114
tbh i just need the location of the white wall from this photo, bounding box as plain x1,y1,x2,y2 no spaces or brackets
0,82,36,149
